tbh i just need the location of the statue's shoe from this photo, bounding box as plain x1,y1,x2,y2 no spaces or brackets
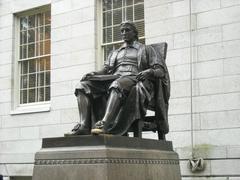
64,129,90,137
91,128,105,135
64,124,90,137
91,120,106,135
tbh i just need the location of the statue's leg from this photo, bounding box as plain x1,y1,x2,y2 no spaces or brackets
77,91,91,129
102,89,122,124
65,91,91,136
91,89,122,134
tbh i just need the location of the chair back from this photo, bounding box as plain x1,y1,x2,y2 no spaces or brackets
147,42,168,111
150,42,168,62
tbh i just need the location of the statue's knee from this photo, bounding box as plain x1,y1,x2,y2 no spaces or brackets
75,89,86,97
75,81,91,96
109,89,126,105
112,88,122,97
76,91,91,103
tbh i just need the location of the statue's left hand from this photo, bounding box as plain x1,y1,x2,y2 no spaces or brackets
81,72,96,81
136,69,153,81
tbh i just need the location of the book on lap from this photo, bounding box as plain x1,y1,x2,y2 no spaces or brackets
88,75,120,81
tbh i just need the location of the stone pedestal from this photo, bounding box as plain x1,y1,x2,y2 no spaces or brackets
32,135,181,180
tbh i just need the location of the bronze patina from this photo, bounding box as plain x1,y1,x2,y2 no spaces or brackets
65,21,170,137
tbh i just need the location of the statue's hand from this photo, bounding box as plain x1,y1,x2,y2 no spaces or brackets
81,72,96,81
136,69,153,81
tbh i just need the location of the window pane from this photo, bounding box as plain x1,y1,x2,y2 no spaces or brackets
40,41,44,55
103,0,112,11
37,13,44,26
39,73,44,86
127,0,133,5
45,71,50,86
28,29,35,43
45,11,51,25
139,38,145,44
103,11,112,27
44,40,51,54
113,25,121,41
28,43,35,58
20,90,23,103
29,88,36,103
45,87,50,101
39,58,45,71
134,0,143,4
38,88,44,101
20,31,27,45
103,28,112,43
45,25,51,40
134,4,144,20
126,6,133,21
113,0,122,9
36,27,44,41
20,90,28,104
20,45,27,59
21,60,28,74
29,59,36,73
28,15,35,28
104,45,113,61
20,17,28,30
113,43,122,50
113,9,122,25
135,21,145,37
29,74,36,88
21,75,28,89
36,42,40,56
45,57,50,70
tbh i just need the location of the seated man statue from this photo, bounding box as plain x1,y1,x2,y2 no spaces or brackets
65,21,169,136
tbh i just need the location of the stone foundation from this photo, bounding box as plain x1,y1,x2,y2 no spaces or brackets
32,135,181,180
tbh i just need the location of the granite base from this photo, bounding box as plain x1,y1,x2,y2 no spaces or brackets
32,135,181,180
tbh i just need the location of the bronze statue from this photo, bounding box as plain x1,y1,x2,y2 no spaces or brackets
65,21,170,137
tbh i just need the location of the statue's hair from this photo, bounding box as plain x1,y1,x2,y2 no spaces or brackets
120,21,139,40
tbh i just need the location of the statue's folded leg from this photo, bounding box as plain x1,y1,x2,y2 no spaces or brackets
65,91,91,136
91,89,122,134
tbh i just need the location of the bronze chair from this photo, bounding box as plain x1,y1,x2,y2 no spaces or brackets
129,42,170,140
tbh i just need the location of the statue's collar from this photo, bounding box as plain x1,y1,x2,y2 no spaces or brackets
119,41,140,50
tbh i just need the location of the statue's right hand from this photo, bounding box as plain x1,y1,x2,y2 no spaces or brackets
81,72,96,81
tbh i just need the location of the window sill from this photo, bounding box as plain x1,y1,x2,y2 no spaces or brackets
10,102,51,115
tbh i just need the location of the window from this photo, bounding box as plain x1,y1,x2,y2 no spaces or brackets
101,0,145,59
18,9,51,104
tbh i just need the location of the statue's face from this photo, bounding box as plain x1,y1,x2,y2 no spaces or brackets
120,24,136,43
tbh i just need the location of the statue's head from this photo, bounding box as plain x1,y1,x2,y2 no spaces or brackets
120,21,138,43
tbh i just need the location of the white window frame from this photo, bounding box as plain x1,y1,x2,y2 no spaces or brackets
96,0,104,70
11,5,51,115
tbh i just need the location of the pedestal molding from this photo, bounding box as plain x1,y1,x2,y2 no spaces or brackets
35,158,180,165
